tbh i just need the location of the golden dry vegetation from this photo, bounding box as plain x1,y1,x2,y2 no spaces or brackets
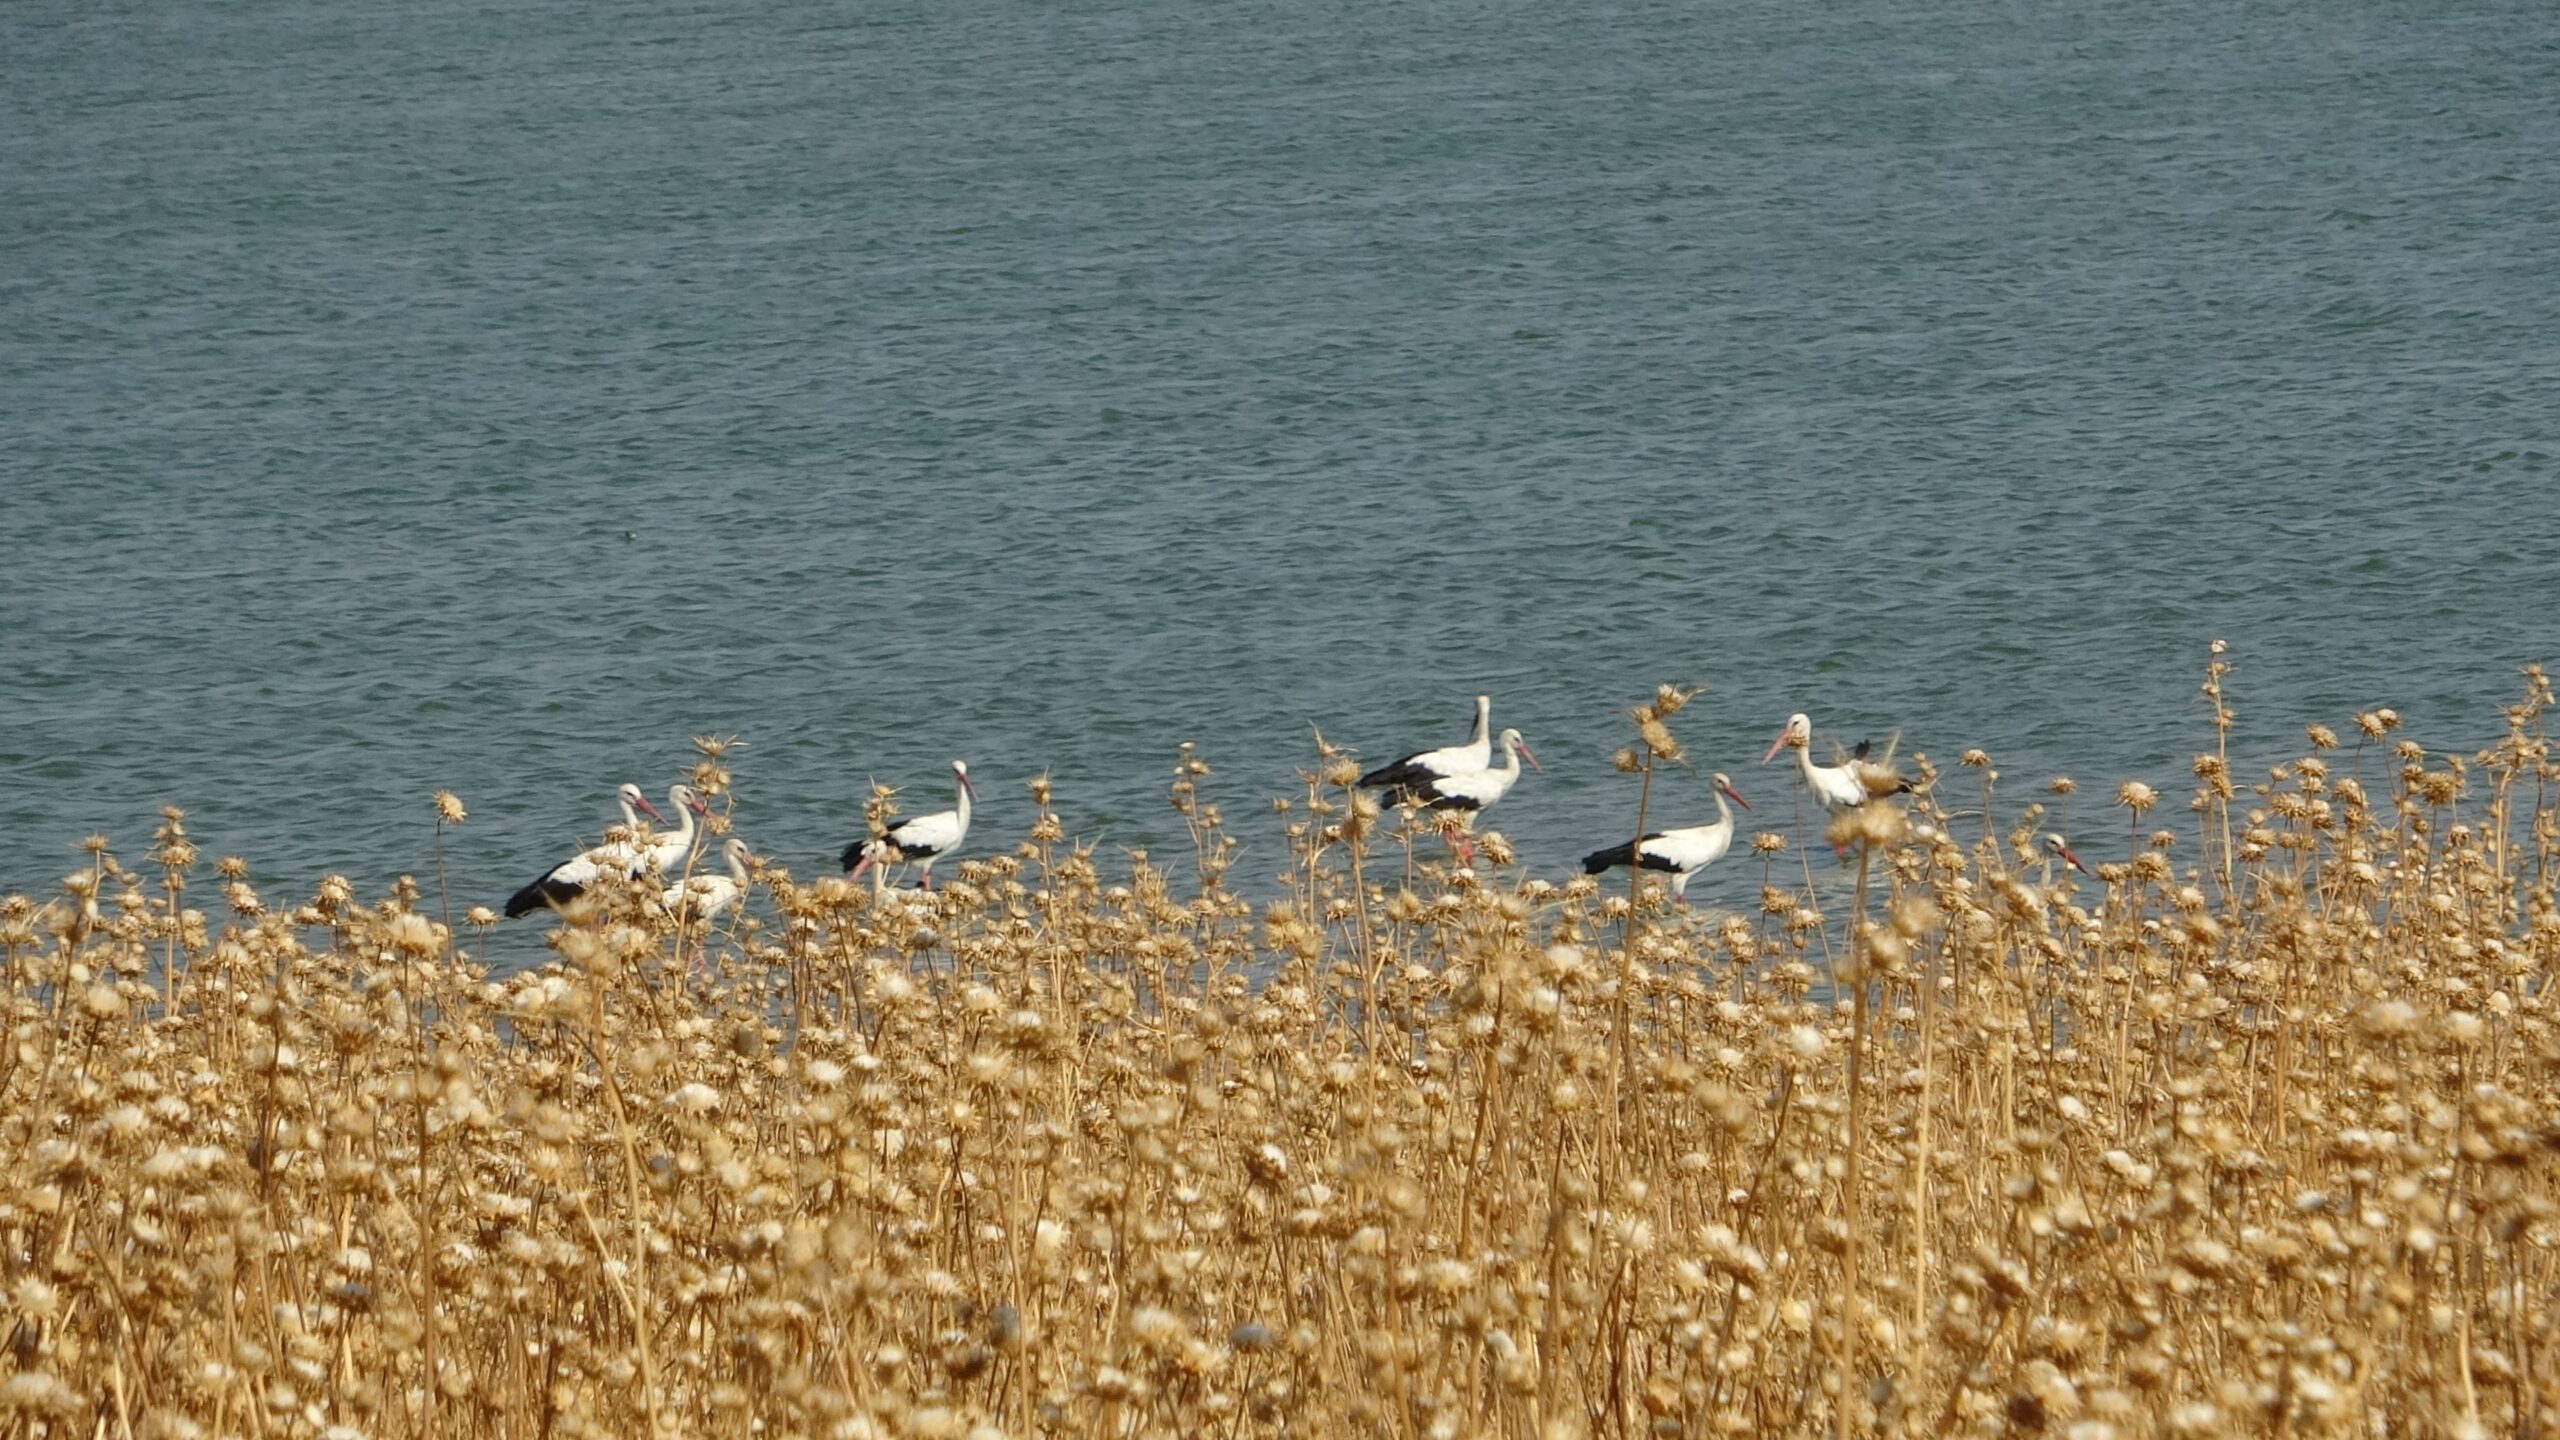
7,658,2560,1440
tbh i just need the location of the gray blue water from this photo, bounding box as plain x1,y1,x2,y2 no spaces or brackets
6,0,2558,934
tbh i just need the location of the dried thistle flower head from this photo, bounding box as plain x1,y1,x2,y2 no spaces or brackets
2049,776,2076,796
2117,781,2158,814
434,791,468,825
1960,749,1991,768
1636,713,1683,762
1752,831,1787,854
2305,724,2338,750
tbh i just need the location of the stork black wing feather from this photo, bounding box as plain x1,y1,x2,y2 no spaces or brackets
1583,836,1678,874
504,872,587,919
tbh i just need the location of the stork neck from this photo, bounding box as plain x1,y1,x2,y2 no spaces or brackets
727,846,751,885
1796,741,1821,782
1495,737,1521,778
1711,788,1733,833
665,789,699,852
952,774,973,829
1469,699,1490,749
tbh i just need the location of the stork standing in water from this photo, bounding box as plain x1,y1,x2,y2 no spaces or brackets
663,836,755,972
505,783,707,918
843,760,975,890
664,836,756,923
1762,713,1913,807
1581,772,1751,904
1358,695,1492,805
1404,727,1538,865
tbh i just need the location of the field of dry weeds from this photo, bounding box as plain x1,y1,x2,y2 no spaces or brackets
5,661,2558,1439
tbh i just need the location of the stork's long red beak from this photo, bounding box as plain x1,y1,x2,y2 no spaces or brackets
1761,733,1789,765
686,792,710,815
1518,744,1542,772
1724,783,1752,811
635,795,668,823
2056,842,2086,874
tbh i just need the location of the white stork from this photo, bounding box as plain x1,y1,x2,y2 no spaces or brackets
1358,694,1492,804
843,760,975,890
1404,728,1538,865
505,783,706,918
1761,713,1908,810
1581,772,1752,904
663,836,756,922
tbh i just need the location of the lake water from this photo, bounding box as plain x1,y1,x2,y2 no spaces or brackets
5,0,2557,943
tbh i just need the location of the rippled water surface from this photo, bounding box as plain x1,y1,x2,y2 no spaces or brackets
5,0,2558,934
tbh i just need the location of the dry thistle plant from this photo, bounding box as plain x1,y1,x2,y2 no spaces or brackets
5,668,2560,1438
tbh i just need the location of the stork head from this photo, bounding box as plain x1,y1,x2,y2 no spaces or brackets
620,782,667,823
1711,772,1751,810
1498,728,1541,771
952,760,977,799
1762,713,1812,765
2042,833,2087,875
670,784,708,815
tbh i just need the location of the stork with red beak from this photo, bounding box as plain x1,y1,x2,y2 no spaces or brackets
1763,712,1908,809
505,782,708,918
1581,772,1752,904
2042,833,2088,878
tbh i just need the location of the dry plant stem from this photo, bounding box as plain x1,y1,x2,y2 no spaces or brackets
1613,748,1655,1174
587,967,668,1440
1838,843,1870,1440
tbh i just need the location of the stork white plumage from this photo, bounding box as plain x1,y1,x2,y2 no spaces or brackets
504,783,706,918
843,760,976,890
1761,712,1897,810
1581,772,1752,904
664,837,756,923
640,784,708,877
1405,727,1539,865
1358,694,1492,804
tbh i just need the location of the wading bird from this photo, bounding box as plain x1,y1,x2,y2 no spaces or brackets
1407,728,1538,865
843,760,975,890
1581,772,1751,904
664,836,755,923
505,783,707,918
1762,713,1909,809
1358,695,1492,804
